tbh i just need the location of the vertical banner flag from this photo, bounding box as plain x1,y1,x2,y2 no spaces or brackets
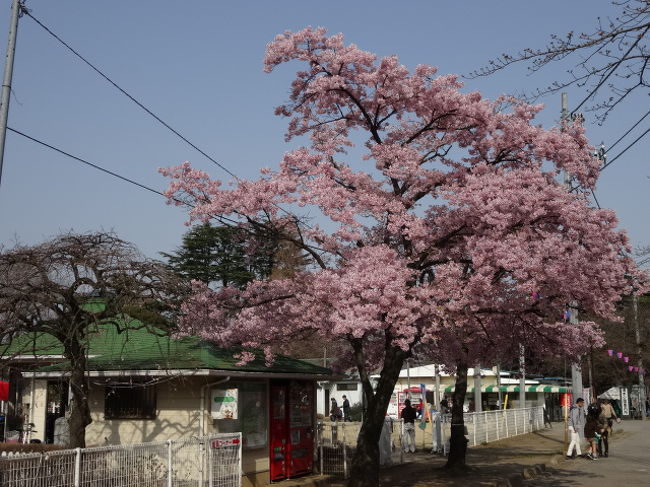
620,388,630,416
419,383,429,429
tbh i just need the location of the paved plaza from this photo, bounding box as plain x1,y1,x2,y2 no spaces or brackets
530,419,650,487
310,418,650,486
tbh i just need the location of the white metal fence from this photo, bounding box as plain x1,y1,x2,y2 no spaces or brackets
317,419,403,478
0,433,242,487
435,406,545,452
317,406,545,478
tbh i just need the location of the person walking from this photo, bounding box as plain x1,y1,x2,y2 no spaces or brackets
401,399,417,453
599,398,619,455
342,395,351,422
543,401,553,428
599,398,619,431
596,412,609,457
587,397,602,419
584,402,604,460
566,397,586,459
330,397,342,421
440,396,449,414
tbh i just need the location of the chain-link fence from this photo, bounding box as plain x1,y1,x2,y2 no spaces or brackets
0,432,242,487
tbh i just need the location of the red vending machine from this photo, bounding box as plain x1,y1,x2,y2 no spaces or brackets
269,380,314,481
269,383,288,482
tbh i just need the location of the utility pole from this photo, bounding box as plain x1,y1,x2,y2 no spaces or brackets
561,92,584,403
587,350,594,398
474,364,482,412
0,0,23,189
495,364,503,409
406,359,411,399
433,364,441,410
585,144,606,402
519,344,526,408
633,292,646,420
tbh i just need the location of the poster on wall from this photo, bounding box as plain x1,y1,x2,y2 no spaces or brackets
211,388,238,419
387,393,399,417
620,387,630,416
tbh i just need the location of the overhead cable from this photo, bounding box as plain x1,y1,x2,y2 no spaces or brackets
600,126,650,172
22,10,239,180
605,109,650,154
23,10,314,229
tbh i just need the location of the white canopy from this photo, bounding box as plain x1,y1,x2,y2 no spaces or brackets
597,387,621,400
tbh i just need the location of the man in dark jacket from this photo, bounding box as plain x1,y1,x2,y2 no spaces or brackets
342,395,351,421
401,399,417,453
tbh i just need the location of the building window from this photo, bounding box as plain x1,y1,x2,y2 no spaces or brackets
105,385,156,420
336,383,357,391
213,382,267,450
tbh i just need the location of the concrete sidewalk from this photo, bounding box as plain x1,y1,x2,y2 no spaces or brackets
529,419,650,487
286,419,646,486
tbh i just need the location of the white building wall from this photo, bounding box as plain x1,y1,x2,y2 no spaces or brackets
316,380,363,417
22,378,47,443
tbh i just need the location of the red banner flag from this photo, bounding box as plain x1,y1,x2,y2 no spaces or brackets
0,381,9,401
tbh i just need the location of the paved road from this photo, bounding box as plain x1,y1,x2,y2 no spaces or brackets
532,419,650,487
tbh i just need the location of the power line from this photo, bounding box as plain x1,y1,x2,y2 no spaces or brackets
22,10,239,180
568,125,650,193
6,128,326,252
601,126,650,172
606,108,650,154
23,9,312,229
590,190,602,210
7,126,172,199
5,127,242,223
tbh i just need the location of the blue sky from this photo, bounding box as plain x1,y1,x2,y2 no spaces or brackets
0,1,647,258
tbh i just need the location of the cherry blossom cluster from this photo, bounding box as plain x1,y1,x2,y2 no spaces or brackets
163,27,643,371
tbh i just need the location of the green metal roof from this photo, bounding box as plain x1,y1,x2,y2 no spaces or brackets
1,320,331,376
1,331,65,357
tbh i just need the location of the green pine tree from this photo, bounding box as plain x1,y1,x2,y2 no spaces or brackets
162,223,275,288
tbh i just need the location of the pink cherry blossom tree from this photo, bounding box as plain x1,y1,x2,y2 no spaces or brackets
162,28,639,485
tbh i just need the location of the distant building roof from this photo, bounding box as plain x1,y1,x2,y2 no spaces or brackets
370,363,507,379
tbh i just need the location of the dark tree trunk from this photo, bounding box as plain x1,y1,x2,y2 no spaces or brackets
346,345,407,487
64,339,92,448
446,360,469,469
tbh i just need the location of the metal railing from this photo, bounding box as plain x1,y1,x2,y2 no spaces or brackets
317,419,404,478
0,432,242,487
317,406,545,478
434,406,545,452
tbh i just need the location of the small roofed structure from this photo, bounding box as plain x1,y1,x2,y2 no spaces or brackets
1,320,331,486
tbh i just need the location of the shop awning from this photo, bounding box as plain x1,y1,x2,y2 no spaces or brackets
440,385,571,393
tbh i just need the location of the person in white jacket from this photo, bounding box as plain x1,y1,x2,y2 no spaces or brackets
566,397,586,459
